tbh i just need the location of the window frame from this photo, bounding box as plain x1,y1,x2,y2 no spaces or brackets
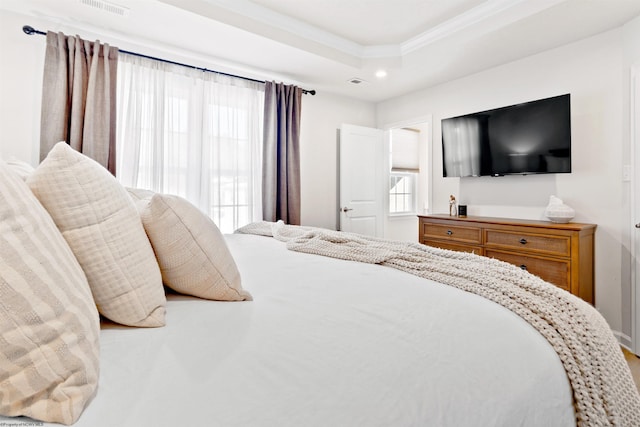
388,171,418,216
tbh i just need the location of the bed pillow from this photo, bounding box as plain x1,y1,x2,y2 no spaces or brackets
0,161,100,425
136,192,252,301
4,158,35,180
126,187,155,208
26,142,166,327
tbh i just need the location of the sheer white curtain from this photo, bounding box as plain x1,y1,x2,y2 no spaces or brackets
116,53,264,233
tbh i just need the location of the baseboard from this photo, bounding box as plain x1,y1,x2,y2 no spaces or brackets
614,330,633,351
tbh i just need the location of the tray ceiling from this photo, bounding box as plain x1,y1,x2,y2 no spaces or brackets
2,0,640,101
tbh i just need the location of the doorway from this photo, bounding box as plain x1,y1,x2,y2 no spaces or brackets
338,124,385,237
632,63,640,355
385,116,433,242
338,117,432,241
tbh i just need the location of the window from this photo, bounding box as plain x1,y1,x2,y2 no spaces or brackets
116,53,264,233
389,128,420,215
389,172,417,214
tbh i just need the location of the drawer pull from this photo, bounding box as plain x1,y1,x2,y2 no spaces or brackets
520,264,527,271
519,238,527,245
447,230,453,236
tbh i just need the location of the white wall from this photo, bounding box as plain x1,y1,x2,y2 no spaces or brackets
376,27,637,336
0,11,45,164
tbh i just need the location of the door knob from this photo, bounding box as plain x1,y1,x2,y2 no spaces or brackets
636,223,640,228
341,207,353,213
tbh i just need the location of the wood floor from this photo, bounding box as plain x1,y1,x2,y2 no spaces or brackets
622,347,640,393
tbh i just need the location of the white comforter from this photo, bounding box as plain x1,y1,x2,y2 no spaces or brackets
5,233,575,427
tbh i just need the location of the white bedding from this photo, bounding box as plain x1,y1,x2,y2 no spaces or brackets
4,233,575,426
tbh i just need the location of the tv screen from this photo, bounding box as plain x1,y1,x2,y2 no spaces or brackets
441,94,571,177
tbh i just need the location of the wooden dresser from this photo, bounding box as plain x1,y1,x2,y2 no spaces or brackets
418,214,596,304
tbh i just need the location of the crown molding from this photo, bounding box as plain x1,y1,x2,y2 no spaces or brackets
198,0,364,57
401,0,526,54
164,0,565,65
402,0,566,55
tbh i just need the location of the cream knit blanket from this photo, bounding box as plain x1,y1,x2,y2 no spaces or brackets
236,221,640,427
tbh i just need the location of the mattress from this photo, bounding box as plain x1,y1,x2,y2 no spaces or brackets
3,233,575,426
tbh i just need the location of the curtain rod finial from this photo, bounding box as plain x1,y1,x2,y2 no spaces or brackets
23,25,36,35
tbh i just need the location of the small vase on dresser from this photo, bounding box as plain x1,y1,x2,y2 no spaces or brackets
544,195,575,223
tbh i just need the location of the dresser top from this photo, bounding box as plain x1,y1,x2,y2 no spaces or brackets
419,214,597,232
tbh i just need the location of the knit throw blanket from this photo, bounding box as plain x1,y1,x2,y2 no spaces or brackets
236,221,640,427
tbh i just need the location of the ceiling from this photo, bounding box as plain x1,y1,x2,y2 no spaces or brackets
3,0,640,102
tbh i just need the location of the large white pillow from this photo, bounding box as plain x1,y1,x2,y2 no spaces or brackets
27,142,166,327
0,161,100,425
133,191,252,301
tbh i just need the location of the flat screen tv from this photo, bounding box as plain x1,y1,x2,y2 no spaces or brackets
441,94,571,177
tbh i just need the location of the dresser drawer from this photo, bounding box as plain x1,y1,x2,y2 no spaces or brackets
484,229,570,257
418,215,595,304
421,223,482,244
422,239,482,255
485,249,570,290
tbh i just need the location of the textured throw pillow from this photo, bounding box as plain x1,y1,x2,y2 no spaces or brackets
27,142,166,327
135,192,252,301
0,161,100,425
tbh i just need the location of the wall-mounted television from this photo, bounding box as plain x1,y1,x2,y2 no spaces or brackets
441,94,571,177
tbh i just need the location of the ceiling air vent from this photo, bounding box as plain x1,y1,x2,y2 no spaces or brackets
79,0,130,17
348,78,366,85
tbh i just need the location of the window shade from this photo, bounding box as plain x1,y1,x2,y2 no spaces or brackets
391,128,420,172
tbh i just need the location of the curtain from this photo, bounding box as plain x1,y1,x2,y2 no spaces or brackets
40,31,118,174
116,53,264,233
262,81,302,225
441,117,482,177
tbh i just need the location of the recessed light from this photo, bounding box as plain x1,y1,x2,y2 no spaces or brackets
375,70,387,79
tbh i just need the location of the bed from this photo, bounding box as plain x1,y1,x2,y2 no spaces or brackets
4,231,577,427
76,231,581,427
1,144,639,427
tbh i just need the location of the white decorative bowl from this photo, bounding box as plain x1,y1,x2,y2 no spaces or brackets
545,213,574,223
544,196,575,223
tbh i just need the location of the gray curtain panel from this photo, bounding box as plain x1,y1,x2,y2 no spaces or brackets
40,31,118,174
262,81,302,225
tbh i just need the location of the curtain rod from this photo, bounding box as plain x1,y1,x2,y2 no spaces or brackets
22,25,316,95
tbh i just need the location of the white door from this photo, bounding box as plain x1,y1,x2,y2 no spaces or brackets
339,124,385,237
632,63,640,355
